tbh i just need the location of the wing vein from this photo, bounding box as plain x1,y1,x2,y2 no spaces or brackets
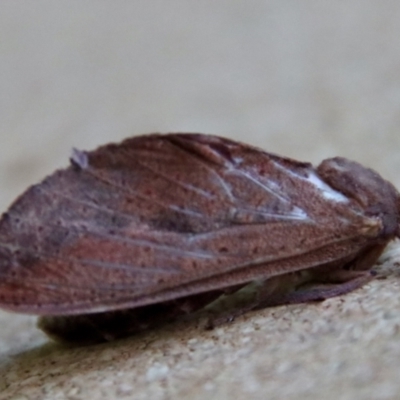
80,166,208,219
130,155,216,200
166,138,238,203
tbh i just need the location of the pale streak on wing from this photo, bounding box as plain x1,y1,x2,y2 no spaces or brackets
167,205,205,218
165,137,307,222
272,160,349,203
227,166,290,203
209,170,236,203
131,155,216,200
166,138,238,203
38,183,206,222
234,207,309,221
82,165,222,221
82,137,238,220
169,135,293,206
171,135,311,222
221,158,311,222
305,171,349,202
80,166,202,217
89,230,216,260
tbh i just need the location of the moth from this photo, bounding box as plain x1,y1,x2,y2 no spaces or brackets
0,133,399,343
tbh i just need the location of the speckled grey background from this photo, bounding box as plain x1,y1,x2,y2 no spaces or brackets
1,2,400,399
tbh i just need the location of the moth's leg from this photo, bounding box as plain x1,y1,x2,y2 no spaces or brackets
253,270,374,308
347,242,387,271
38,290,224,344
266,241,388,307
205,272,307,328
208,243,387,328
206,270,374,328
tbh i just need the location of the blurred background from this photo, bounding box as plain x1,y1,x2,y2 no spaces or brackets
2,1,400,212
2,2,400,399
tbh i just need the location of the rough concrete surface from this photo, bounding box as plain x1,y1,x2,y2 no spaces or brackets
1,2,400,399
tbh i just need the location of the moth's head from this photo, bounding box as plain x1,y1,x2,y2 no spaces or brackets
317,157,400,239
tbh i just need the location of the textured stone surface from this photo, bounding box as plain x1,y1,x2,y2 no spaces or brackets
1,2,400,399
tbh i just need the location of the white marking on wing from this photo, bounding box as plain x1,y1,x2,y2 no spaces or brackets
168,205,205,218
226,165,310,221
288,206,309,220
305,172,349,202
167,138,238,203
133,157,216,199
91,230,216,259
237,207,309,221
229,168,290,203
199,162,236,202
272,161,348,203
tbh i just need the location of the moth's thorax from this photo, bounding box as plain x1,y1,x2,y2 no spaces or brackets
317,157,400,239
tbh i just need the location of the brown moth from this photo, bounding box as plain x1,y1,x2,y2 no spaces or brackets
0,133,399,343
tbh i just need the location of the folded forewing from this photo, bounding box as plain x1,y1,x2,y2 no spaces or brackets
0,134,378,314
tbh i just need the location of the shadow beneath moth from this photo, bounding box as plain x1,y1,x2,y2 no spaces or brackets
0,133,399,344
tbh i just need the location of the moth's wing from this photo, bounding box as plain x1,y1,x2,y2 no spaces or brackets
0,134,380,314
